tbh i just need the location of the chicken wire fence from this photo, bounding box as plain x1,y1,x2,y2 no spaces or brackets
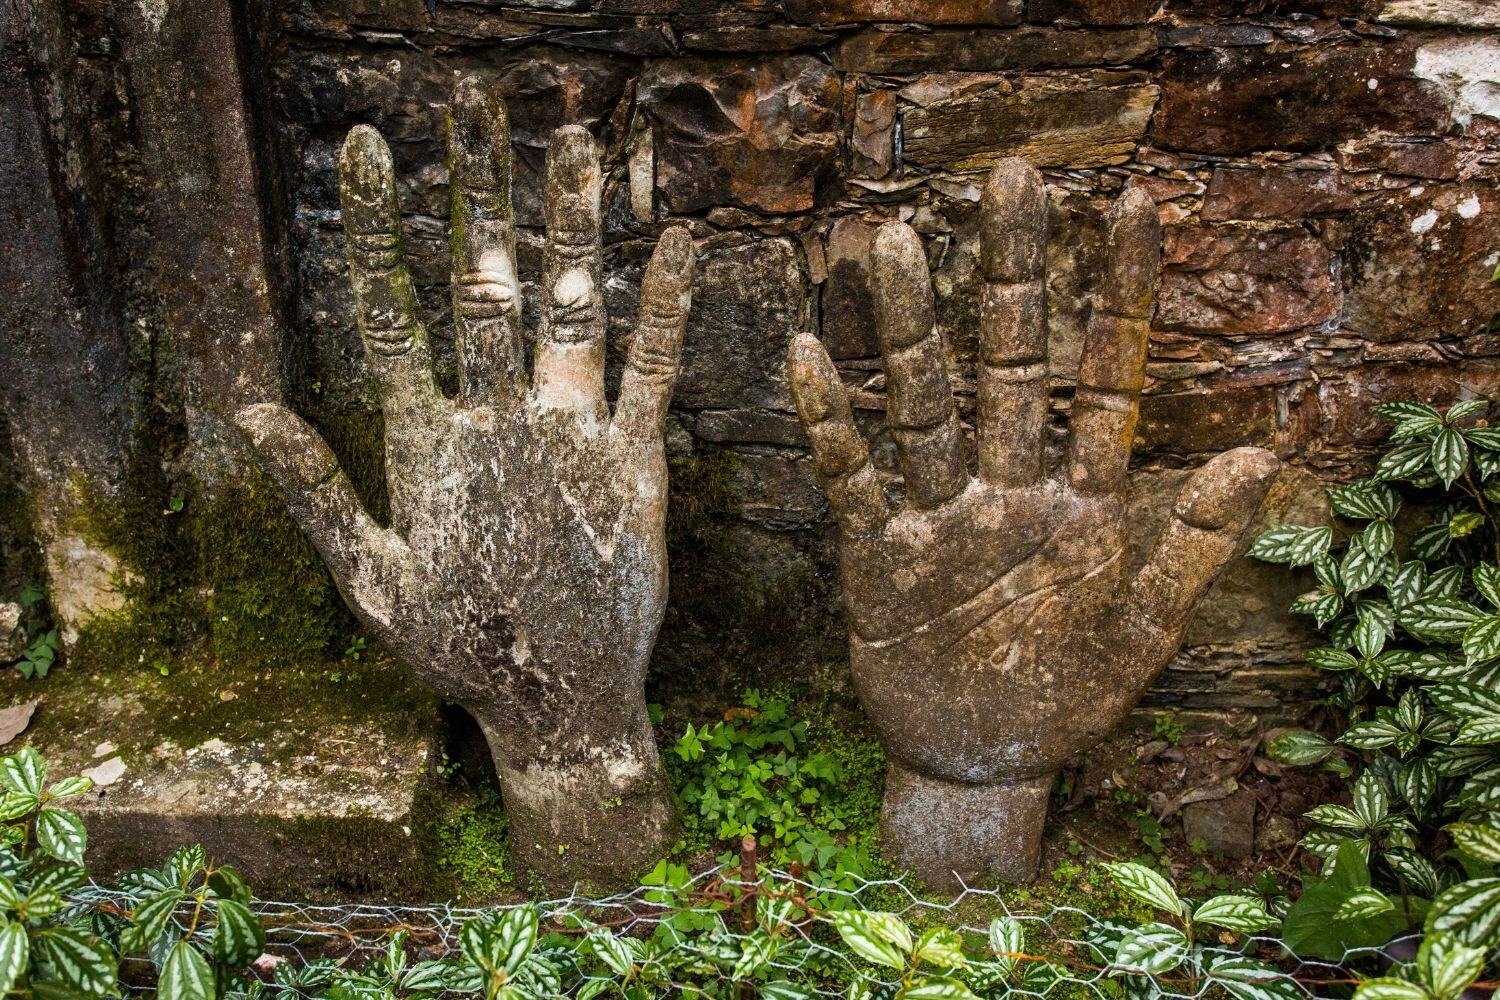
68,861,1390,999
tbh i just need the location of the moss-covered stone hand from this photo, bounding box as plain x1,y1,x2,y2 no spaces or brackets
235,78,691,889
787,160,1279,889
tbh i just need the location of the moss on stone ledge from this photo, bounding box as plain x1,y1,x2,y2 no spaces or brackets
69,406,383,672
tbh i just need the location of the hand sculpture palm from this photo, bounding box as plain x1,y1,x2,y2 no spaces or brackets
788,161,1279,887
235,79,690,889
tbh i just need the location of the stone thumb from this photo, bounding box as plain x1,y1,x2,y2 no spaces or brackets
234,403,397,599
1132,446,1281,638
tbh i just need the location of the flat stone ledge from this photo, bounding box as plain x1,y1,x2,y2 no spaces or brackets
0,656,445,898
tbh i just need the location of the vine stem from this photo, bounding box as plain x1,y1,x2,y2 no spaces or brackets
1458,466,1500,565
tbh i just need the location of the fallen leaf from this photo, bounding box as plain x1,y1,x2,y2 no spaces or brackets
0,700,39,745
81,757,126,788
1157,776,1239,819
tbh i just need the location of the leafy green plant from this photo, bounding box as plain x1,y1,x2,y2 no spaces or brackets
0,748,121,997
0,748,1328,1000
12,587,56,680
1254,398,1500,987
670,692,876,881
1152,715,1185,747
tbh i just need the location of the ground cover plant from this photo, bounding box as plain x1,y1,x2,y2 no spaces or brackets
1253,399,1500,998
0,745,1301,1000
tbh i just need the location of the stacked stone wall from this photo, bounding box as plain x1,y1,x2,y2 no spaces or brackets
83,0,1500,722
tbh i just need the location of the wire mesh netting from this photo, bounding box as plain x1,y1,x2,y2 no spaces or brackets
71,862,1394,998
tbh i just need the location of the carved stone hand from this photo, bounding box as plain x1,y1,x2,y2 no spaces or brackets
788,160,1279,888
235,78,690,889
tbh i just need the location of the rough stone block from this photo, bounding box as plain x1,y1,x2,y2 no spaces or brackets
694,408,805,446
1137,386,1279,454
1337,138,1460,180
1378,0,1500,27
1027,0,1163,23
832,26,1156,73
1183,789,1256,859
1342,184,1500,343
823,217,881,360
5,659,445,897
1296,362,1500,454
1201,166,1359,221
1155,43,1451,154
1157,224,1337,335
637,56,840,214
786,0,1022,25
900,73,1158,171
852,91,897,179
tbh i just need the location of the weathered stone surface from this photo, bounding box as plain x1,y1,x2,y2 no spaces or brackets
124,0,283,487
1378,0,1500,27
823,218,881,360
1342,185,1499,343
732,453,826,530
0,0,132,640
1157,225,1337,335
900,73,1158,171
1160,23,1275,47
1138,386,1279,453
1293,362,1500,454
1028,0,1163,23
786,0,1022,25
694,409,804,445
1183,789,1256,858
1201,166,1359,221
1337,138,1459,179
833,26,1156,73
4,661,444,895
1155,43,1452,154
788,161,1279,887
241,83,693,890
1411,35,1500,127
637,56,840,214
674,238,809,409
852,91,897,179
0,604,20,661
680,25,835,50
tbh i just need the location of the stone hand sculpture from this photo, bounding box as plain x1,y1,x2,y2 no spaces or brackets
235,78,691,888
788,160,1280,888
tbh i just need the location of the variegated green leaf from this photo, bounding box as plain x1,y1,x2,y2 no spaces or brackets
1103,863,1182,915
1192,895,1277,933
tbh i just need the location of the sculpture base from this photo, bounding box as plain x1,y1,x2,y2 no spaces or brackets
490,729,680,893
882,762,1053,890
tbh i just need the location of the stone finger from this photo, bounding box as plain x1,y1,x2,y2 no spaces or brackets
339,125,442,417
1133,447,1281,636
234,402,409,628
533,125,607,430
613,226,694,449
872,221,967,510
788,333,889,537
978,158,1049,489
1067,186,1160,496
448,76,523,407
